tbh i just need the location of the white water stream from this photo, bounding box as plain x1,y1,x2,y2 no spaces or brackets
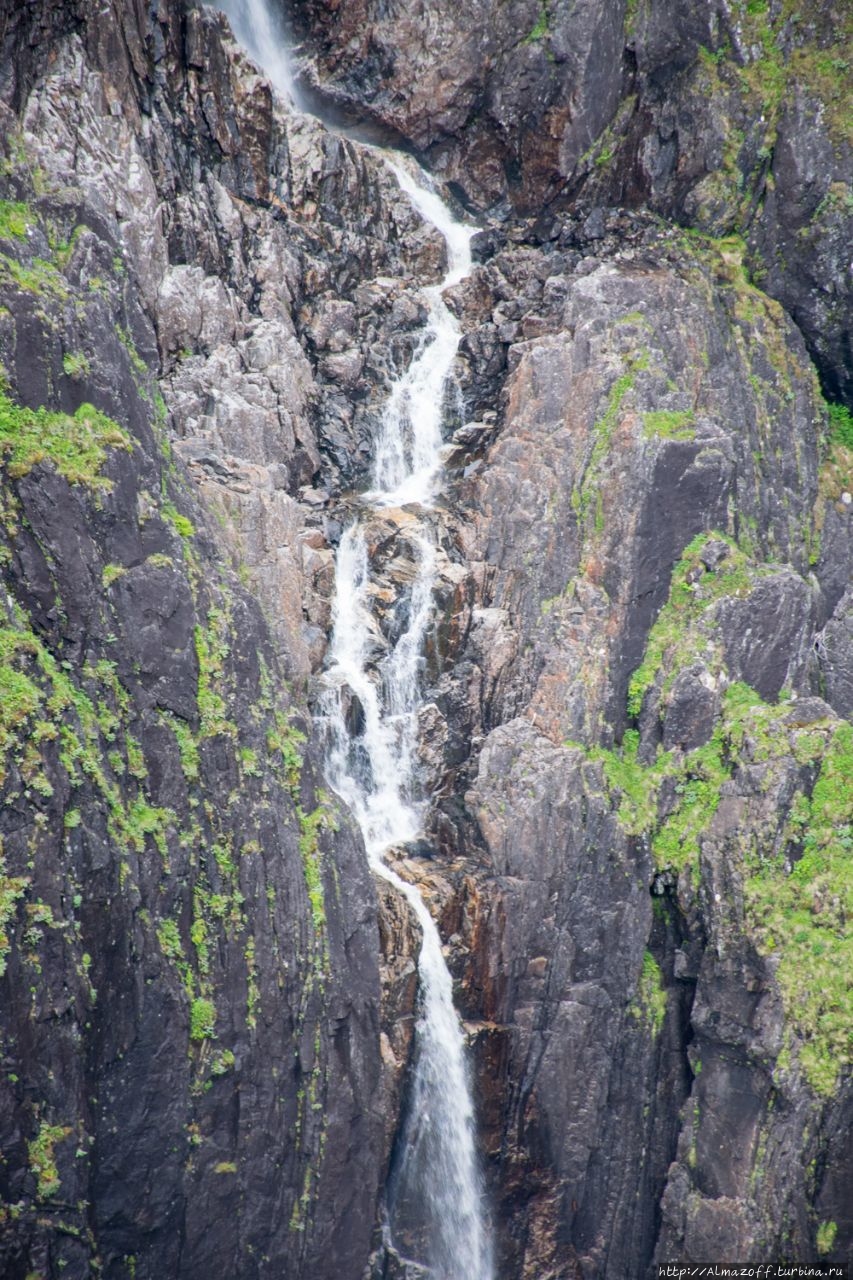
217,0,298,104
320,178,493,1280
215,6,492,1275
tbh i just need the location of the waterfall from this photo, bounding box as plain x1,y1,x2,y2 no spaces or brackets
320,168,493,1280
212,5,492,1275
369,164,473,508
216,0,297,103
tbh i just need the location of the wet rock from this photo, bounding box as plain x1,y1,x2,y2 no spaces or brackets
375,878,422,1184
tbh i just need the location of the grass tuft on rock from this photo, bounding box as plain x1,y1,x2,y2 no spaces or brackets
0,389,131,488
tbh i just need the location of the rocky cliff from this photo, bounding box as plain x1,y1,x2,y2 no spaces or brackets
0,0,850,1278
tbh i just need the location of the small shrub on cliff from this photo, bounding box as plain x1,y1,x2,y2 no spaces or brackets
190,997,216,1041
62,351,91,380
827,401,853,450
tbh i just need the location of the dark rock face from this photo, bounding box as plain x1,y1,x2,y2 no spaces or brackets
1,0,851,1277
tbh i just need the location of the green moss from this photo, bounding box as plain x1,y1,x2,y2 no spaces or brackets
0,251,68,300
0,389,131,489
827,401,853,450
573,370,634,534
190,996,216,1041
525,1,549,42
626,532,756,717
594,682,851,1092
239,746,261,777
62,352,91,380
28,1121,70,1199
0,855,29,976
574,527,853,1095
195,607,237,739
0,200,35,241
245,934,259,1030
267,712,306,798
0,656,42,776
299,804,329,934
115,324,153,403
101,564,126,587
125,799,173,861
49,224,85,270
745,721,853,1096
190,890,210,975
210,1049,235,1077
631,950,667,1034
817,1221,838,1256
642,409,696,440
156,918,183,960
162,501,195,539
168,715,200,783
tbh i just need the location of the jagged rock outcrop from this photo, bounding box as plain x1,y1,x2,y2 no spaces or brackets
293,0,852,404
1,0,851,1277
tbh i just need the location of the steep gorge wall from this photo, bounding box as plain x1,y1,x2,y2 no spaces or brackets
0,0,851,1277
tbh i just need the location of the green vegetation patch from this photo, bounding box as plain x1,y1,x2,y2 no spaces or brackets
627,532,755,716
195,605,237,739
642,409,696,441
525,0,549,42
162,500,195,539
62,352,91,380
0,614,172,864
631,950,667,1034
572,368,635,535
593,690,850,1096
0,200,35,241
745,721,853,1097
268,710,306,798
190,996,216,1041
0,250,69,300
299,802,331,934
28,1121,71,1199
827,401,853,451
0,388,131,488
0,856,29,976
817,1221,838,1256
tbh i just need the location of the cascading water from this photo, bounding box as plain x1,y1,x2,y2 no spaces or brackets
319,170,493,1280
369,163,474,508
213,6,492,1275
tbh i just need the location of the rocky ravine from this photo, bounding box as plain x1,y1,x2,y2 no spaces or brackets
0,1,850,1279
